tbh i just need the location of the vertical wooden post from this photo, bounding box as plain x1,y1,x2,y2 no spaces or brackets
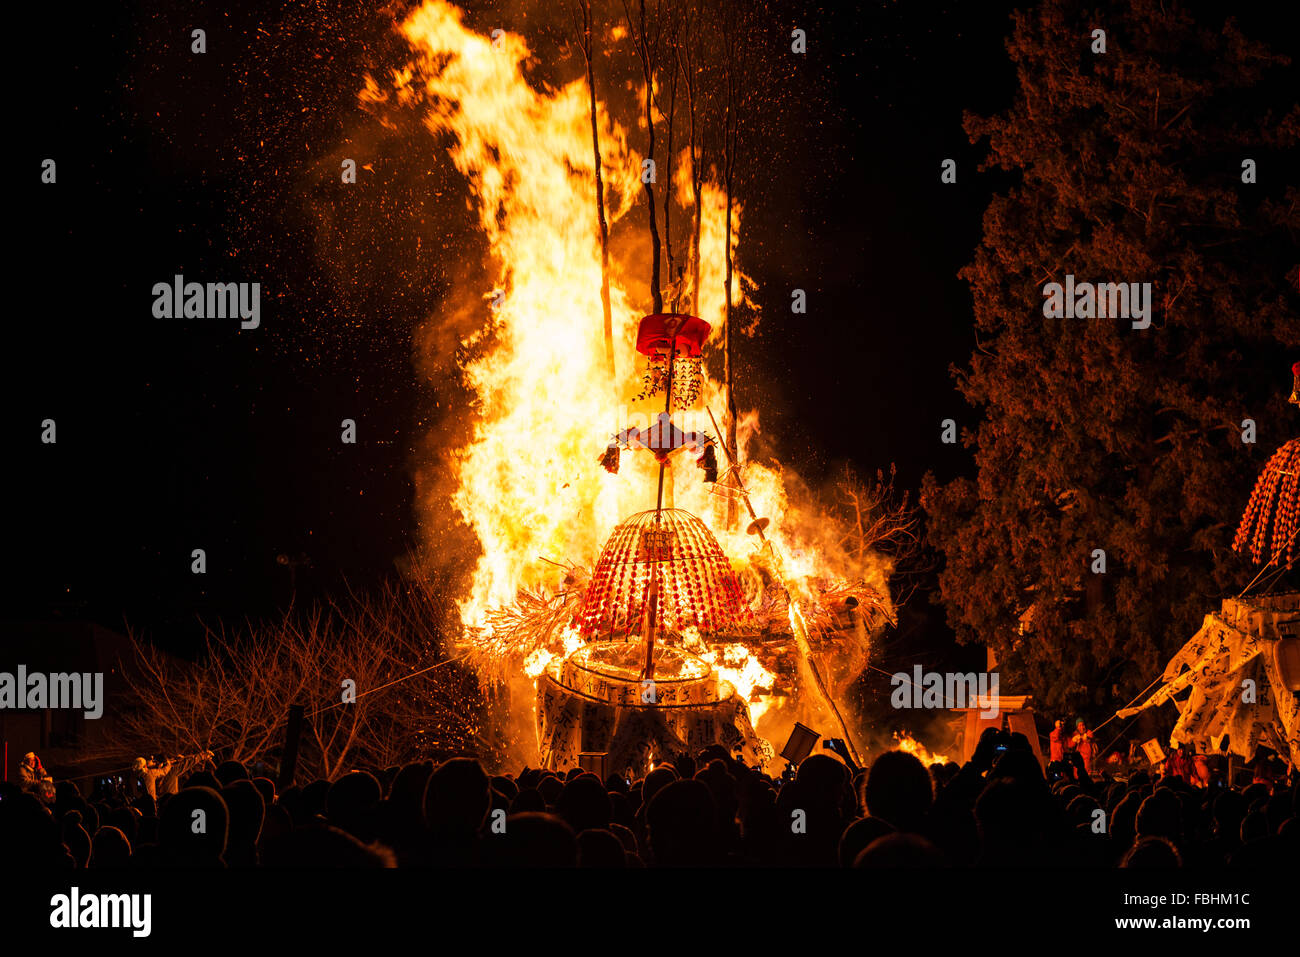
278,704,305,792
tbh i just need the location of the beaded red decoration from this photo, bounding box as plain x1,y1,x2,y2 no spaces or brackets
1233,438,1300,566
578,508,753,639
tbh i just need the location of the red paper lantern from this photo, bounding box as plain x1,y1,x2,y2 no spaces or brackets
635,314,711,357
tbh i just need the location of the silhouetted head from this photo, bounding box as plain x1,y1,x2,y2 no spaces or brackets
646,779,718,867
0,789,73,867
695,760,739,824
1121,835,1182,868
991,749,1045,785
490,775,519,801
556,773,612,834
975,778,1054,863
642,765,679,808
853,833,944,868
185,770,221,792
250,777,276,808
537,774,564,807
260,824,396,868
838,816,896,867
389,762,434,820
327,771,382,839
1066,793,1102,828
510,788,546,815
91,825,132,868
798,754,850,804
576,828,627,868
488,812,576,867
424,758,490,835
863,751,932,832
105,806,139,845
159,786,229,867
1135,788,1182,842
1240,809,1270,843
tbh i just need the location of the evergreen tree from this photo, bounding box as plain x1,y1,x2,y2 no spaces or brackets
921,0,1299,716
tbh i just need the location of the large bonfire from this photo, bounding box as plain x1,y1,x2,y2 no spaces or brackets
362,1,900,768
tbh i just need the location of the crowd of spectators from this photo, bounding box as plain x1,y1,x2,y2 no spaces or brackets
3,728,1295,868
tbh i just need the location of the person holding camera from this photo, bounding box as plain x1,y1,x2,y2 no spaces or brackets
132,755,173,802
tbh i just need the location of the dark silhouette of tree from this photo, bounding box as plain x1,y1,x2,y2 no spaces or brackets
921,0,1299,716
115,577,480,780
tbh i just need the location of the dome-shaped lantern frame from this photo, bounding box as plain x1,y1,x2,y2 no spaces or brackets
579,508,752,642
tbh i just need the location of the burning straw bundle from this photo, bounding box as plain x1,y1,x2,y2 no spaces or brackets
468,566,589,682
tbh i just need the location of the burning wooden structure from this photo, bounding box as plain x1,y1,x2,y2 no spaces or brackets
1121,361,1300,766
523,314,891,772
386,11,897,772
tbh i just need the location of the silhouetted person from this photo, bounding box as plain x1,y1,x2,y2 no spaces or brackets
975,778,1058,866
838,816,895,867
1135,788,1183,845
158,786,229,868
482,812,576,867
222,780,266,867
61,811,92,868
556,773,612,834
645,779,719,867
576,828,626,868
0,787,73,868
854,833,944,868
862,751,932,833
510,788,546,815
327,770,382,842
90,825,132,868
261,825,396,867
1121,835,1182,867
423,758,490,867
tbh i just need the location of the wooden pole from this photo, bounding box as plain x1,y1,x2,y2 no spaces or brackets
278,704,305,792
645,330,679,681
705,406,862,766
578,0,615,380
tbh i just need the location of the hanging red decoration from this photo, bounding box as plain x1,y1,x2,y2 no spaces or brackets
635,314,711,357
632,314,711,407
1234,438,1300,567
1234,361,1300,566
578,508,754,640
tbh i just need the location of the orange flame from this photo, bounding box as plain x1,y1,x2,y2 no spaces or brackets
365,3,895,758
892,731,950,766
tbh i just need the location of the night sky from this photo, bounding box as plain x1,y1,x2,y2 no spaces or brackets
7,0,1286,659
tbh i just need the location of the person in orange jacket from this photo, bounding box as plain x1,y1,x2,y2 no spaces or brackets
1070,719,1098,776
1049,719,1067,763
